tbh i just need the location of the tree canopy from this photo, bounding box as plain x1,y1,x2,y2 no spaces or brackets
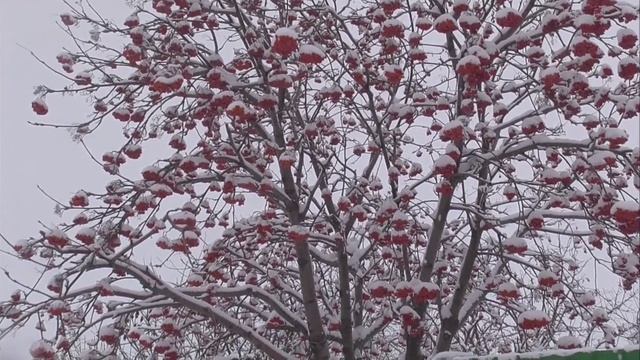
1,0,639,359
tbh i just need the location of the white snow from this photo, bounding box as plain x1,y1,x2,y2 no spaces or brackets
299,44,324,57
602,128,628,142
155,73,182,85
457,55,481,69
590,308,609,322
497,282,518,294
459,14,480,28
438,348,640,360
30,340,55,359
434,154,457,168
446,143,460,157
617,28,637,43
48,299,69,312
538,270,558,282
368,280,393,292
383,63,402,74
416,17,433,29
275,27,298,39
382,18,404,31
518,309,550,323
434,14,456,28
611,200,639,213
496,7,518,21
452,0,468,9
411,279,439,293
557,335,581,349
522,116,543,130
619,56,639,68
98,326,118,338
587,150,615,168
76,227,97,241
441,119,464,133
573,15,597,29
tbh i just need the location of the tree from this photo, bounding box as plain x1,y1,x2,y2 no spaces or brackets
1,0,639,358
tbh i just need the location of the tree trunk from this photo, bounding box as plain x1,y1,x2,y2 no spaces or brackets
405,191,456,359
294,240,331,360
273,89,330,359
